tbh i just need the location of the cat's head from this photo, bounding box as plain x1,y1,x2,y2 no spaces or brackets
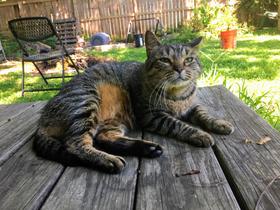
144,31,202,91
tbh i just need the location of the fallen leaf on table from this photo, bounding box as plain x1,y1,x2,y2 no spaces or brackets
175,169,200,177
244,138,253,144
256,135,271,145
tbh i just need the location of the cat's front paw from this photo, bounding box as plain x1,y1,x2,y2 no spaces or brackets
212,119,234,135
188,131,215,147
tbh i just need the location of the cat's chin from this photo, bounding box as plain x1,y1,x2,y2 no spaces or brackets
170,79,190,87
166,80,191,96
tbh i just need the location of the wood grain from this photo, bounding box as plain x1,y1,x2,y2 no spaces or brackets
41,132,141,210
0,104,8,111
0,101,46,165
0,102,42,127
0,140,64,210
1,86,279,210
197,86,280,210
136,132,240,210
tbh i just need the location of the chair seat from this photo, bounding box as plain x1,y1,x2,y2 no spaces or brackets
8,17,80,96
23,48,75,61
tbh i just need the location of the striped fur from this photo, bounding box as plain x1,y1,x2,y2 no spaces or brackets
33,31,234,173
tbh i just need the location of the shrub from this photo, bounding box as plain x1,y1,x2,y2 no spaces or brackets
236,0,278,27
189,1,242,38
161,27,198,44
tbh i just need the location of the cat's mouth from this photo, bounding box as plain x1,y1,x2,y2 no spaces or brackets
168,79,190,89
172,76,189,84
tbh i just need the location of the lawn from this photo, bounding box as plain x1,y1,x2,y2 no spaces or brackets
0,30,279,130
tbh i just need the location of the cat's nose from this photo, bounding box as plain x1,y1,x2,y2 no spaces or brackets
179,71,187,79
174,67,184,73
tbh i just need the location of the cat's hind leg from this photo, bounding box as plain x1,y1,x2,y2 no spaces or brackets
34,127,125,173
94,122,163,158
65,130,126,173
34,127,79,166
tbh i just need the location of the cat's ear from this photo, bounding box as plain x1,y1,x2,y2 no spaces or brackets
145,31,161,57
189,36,203,50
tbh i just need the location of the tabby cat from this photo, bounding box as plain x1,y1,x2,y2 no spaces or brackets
34,31,234,173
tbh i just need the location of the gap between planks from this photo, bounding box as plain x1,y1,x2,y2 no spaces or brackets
197,85,280,210
135,131,240,210
0,101,46,165
40,131,141,210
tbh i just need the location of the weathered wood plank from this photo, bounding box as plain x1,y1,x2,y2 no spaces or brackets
0,140,64,210
136,132,240,210
197,85,280,210
0,102,41,127
41,132,140,210
0,101,46,165
0,104,8,111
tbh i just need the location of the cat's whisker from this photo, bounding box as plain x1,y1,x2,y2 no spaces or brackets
155,81,168,108
159,80,170,105
154,81,168,108
163,82,169,109
155,77,173,109
150,80,166,103
148,80,167,113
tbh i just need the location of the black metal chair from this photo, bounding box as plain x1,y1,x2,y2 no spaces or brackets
53,18,78,48
8,17,80,96
0,40,7,63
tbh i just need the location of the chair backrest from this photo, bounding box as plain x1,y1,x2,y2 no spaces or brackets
53,18,78,47
8,17,57,42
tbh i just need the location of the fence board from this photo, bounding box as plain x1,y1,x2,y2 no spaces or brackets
0,0,197,39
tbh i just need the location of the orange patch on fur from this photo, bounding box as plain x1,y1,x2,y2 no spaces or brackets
83,133,93,145
97,83,133,128
97,131,122,141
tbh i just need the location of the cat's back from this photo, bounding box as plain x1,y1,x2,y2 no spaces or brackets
84,61,143,87
39,61,143,124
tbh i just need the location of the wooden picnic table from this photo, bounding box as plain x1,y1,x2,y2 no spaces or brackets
0,85,279,210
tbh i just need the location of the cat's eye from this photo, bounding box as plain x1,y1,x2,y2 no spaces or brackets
185,57,194,64
159,58,171,64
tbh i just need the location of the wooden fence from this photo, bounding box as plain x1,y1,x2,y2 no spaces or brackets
0,0,197,39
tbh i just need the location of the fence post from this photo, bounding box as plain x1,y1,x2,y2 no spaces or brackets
71,0,82,35
13,4,21,18
97,1,104,33
0,0,196,39
133,0,138,22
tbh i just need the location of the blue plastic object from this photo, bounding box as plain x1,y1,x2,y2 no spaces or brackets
90,32,111,46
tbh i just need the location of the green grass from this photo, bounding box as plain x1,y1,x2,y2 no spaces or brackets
0,72,61,103
201,38,280,80
0,34,21,59
90,34,280,80
87,47,147,63
89,32,280,131
0,30,279,130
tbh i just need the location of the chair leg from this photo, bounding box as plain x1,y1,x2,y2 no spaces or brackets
22,59,25,97
32,62,48,85
67,55,80,74
62,56,65,84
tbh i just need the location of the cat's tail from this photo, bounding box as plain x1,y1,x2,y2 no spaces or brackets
33,129,79,166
